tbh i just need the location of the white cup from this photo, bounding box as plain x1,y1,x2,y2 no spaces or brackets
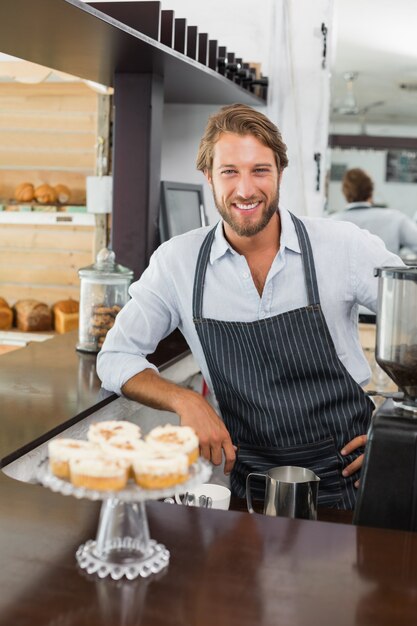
175,483,231,510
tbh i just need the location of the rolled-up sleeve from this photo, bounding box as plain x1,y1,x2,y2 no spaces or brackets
96,246,180,395
399,214,417,249
354,227,404,311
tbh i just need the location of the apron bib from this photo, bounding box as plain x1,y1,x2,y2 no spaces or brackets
192,214,373,509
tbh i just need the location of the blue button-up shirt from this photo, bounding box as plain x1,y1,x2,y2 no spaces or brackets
97,207,402,395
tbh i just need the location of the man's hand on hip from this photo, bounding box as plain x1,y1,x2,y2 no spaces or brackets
340,434,368,488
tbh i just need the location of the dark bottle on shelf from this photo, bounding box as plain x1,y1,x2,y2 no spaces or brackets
217,46,227,75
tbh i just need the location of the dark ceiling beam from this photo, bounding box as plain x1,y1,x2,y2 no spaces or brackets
329,134,417,150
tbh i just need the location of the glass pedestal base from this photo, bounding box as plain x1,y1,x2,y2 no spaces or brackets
76,538,169,580
38,457,211,581
76,499,169,580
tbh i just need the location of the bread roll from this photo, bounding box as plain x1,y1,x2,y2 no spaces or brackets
54,184,71,204
14,299,52,332
34,184,57,204
53,299,79,334
0,297,13,330
14,182,34,203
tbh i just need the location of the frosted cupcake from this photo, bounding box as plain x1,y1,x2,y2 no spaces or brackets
100,436,151,476
87,420,141,445
69,456,129,491
132,451,189,490
48,438,102,479
146,425,199,465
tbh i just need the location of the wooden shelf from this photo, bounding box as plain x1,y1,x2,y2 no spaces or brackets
0,0,265,106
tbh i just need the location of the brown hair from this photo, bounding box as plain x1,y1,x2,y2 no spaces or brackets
196,103,289,173
342,168,374,203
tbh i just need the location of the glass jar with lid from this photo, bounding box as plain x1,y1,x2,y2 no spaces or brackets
77,248,133,353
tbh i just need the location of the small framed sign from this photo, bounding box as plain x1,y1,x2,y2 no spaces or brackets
330,163,348,181
386,150,417,183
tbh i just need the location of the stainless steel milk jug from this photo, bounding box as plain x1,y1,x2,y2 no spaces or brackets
246,465,320,520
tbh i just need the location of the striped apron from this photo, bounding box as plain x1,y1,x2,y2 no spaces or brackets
192,213,374,509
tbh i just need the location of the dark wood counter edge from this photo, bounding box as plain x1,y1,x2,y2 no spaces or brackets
0,394,117,469
0,329,191,468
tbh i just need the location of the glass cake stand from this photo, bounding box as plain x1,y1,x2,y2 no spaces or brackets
37,458,212,581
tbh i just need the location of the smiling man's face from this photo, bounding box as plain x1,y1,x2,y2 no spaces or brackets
205,132,280,238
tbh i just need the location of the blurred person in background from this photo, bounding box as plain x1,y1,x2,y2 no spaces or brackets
331,167,417,255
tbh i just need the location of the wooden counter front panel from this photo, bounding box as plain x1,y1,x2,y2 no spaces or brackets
1,475,417,626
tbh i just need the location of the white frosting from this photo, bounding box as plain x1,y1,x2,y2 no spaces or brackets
48,439,101,461
146,425,198,455
100,437,151,461
133,452,188,476
87,420,141,444
70,456,128,478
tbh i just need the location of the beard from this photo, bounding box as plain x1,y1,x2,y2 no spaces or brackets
212,185,279,237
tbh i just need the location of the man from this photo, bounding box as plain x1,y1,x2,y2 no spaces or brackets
331,167,417,255
97,104,401,509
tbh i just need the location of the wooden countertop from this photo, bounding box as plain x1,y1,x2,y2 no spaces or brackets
0,328,190,467
1,467,417,626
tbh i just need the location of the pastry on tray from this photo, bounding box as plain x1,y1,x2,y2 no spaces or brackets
47,421,199,491
146,424,199,465
100,436,151,477
69,457,129,491
132,452,189,490
48,439,102,479
87,420,142,444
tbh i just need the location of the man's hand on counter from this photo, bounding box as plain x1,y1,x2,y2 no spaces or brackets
341,434,368,488
122,369,236,474
174,389,236,474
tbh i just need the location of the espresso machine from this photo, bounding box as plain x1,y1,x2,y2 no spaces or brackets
354,266,417,531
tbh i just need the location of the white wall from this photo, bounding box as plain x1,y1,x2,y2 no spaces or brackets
157,0,274,76
269,0,333,217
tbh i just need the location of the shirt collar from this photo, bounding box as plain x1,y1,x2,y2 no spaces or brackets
209,206,301,264
345,201,372,210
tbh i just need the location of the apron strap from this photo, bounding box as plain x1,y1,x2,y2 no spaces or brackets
192,224,217,320
289,213,321,306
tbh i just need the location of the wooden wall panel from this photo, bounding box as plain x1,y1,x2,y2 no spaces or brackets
0,223,95,306
0,111,96,133
0,132,95,151
0,82,97,109
0,249,92,267
0,284,80,306
0,264,79,286
0,82,98,201
0,151,94,170
0,82,102,309
0,224,94,251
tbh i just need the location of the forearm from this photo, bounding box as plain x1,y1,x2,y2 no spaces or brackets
122,368,236,473
121,368,198,414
